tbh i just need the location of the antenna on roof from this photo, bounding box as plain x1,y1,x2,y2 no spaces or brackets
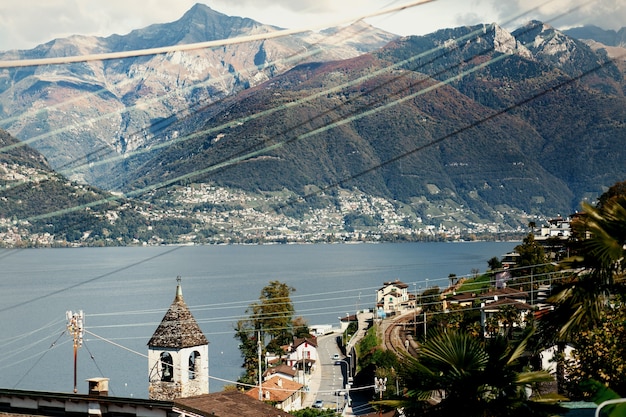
66,310,84,393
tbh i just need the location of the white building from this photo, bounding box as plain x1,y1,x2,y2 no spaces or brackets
376,280,410,315
536,216,571,240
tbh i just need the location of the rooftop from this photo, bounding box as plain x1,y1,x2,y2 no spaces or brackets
148,280,208,348
175,390,295,417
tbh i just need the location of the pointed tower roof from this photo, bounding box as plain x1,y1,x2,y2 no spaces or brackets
148,278,208,348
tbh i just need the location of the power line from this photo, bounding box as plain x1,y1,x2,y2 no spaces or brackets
0,0,607,377
11,330,67,388
11,3,608,227
0,0,435,69
0,260,575,391
0,12,381,174
0,245,184,314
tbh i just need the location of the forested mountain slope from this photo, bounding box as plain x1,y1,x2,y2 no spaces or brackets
118,22,626,229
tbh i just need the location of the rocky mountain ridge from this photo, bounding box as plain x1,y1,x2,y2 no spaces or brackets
116,21,626,231
0,3,396,186
1,12,625,246
564,25,626,47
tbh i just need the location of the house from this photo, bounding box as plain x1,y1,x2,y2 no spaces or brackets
309,324,333,336
480,288,532,338
339,314,357,333
445,292,476,309
264,364,297,381
376,280,410,315
284,337,318,375
493,268,512,289
263,337,317,386
500,252,520,269
535,216,571,240
0,387,175,417
483,286,528,304
445,286,527,311
245,377,304,412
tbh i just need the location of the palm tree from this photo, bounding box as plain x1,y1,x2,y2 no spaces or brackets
535,192,626,394
543,195,626,338
379,329,559,417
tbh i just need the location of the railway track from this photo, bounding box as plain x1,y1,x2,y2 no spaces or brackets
383,312,419,357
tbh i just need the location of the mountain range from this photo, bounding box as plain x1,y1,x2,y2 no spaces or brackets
0,4,396,185
0,4,625,246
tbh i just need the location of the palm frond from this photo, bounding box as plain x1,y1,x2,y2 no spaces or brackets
515,370,554,385
506,332,529,366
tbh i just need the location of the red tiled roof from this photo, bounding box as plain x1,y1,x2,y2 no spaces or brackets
482,298,532,311
246,378,304,403
293,337,317,348
264,364,297,378
175,390,295,417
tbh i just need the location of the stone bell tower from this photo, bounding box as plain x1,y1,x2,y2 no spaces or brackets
148,277,209,400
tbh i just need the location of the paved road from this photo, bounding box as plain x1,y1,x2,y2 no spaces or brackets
305,312,375,414
314,333,349,412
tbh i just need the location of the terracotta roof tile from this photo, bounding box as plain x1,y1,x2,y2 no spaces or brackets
175,390,295,417
264,364,297,378
246,378,304,403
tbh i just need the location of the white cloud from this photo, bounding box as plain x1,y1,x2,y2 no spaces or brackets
489,0,626,32
0,0,622,52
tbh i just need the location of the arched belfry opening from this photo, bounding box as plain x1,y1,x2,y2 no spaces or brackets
147,277,209,400
160,352,174,382
189,350,201,380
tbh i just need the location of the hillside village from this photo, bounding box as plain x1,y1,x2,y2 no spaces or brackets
0,178,536,247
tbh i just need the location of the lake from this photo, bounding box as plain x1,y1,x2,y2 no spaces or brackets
0,241,516,398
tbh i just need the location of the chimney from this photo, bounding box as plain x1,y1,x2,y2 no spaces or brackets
87,378,109,396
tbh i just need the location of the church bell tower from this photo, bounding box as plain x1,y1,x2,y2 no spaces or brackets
148,277,209,400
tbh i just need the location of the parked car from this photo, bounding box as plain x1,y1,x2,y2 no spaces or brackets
312,400,324,408
332,353,340,360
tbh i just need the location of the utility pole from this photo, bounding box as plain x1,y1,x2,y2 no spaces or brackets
257,330,262,401
66,310,84,394
530,266,534,306
374,377,387,417
423,310,427,341
424,279,428,341
413,283,417,336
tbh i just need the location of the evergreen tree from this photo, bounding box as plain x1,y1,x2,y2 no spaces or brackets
234,280,308,384
251,280,296,345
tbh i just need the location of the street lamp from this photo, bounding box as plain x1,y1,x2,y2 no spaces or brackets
336,358,352,385
333,357,352,412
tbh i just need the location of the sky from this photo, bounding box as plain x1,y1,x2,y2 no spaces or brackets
0,0,623,53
